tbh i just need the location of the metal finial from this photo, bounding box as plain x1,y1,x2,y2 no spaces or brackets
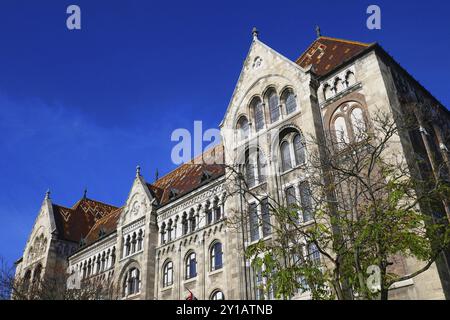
316,25,322,38
155,168,159,181
83,188,87,199
252,27,259,40
136,165,141,177
45,189,51,200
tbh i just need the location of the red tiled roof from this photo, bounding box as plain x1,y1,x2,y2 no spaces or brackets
84,207,123,245
296,36,372,76
52,198,118,243
147,144,225,206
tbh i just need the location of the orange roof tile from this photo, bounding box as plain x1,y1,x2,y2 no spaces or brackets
296,36,373,76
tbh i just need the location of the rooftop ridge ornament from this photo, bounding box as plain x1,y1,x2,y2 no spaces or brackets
83,188,88,199
45,189,51,200
136,165,141,177
316,25,322,38
252,27,259,40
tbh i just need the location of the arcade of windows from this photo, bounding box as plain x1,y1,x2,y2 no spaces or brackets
162,240,224,289
236,87,298,141
159,197,224,245
74,246,117,279
122,227,145,258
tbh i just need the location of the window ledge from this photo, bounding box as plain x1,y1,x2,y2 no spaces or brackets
183,277,197,285
208,268,224,277
161,285,173,292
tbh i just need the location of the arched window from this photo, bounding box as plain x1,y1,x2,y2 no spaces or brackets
125,235,131,256
334,77,344,94
33,264,42,284
131,232,137,253
345,71,356,87
123,268,140,297
334,116,349,144
245,155,256,188
280,141,292,172
185,252,197,279
267,90,279,123
160,223,166,245
237,116,249,141
252,98,265,132
211,290,225,300
23,270,31,291
137,230,143,251
293,134,306,165
182,213,188,235
283,90,297,114
163,261,173,287
323,84,332,100
350,107,366,141
210,242,223,271
257,150,267,184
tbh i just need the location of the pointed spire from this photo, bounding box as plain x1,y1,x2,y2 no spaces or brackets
83,188,88,199
252,27,259,41
316,25,322,38
45,189,51,200
136,165,141,177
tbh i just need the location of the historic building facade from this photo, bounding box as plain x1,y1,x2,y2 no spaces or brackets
15,30,450,300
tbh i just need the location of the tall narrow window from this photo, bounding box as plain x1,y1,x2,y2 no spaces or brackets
163,261,173,287
249,203,260,242
185,252,197,279
210,242,223,271
245,157,256,188
299,182,313,222
308,243,320,265
257,150,267,184
268,90,280,123
261,198,271,237
280,141,292,172
293,134,306,165
254,268,264,300
285,91,297,114
350,107,366,141
253,98,265,132
237,116,249,141
334,116,349,145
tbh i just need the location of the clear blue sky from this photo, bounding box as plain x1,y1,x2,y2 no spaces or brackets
0,0,449,266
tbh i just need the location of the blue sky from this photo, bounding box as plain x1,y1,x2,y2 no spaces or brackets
0,0,449,266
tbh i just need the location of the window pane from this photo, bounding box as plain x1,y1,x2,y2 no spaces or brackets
350,108,366,141
246,160,256,188
293,134,305,165
269,92,279,123
261,199,271,237
249,203,260,242
254,100,265,132
281,141,292,171
334,116,349,144
257,151,267,184
285,92,297,114
299,182,313,222
238,117,249,140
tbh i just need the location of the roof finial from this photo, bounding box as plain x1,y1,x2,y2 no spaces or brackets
136,165,141,177
83,188,88,199
45,189,51,200
155,168,159,182
252,27,259,41
316,25,322,38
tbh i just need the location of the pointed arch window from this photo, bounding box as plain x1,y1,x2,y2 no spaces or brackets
252,98,265,132
280,141,292,172
267,90,280,123
237,116,249,141
293,133,306,165
350,107,366,141
334,116,349,145
284,90,297,114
